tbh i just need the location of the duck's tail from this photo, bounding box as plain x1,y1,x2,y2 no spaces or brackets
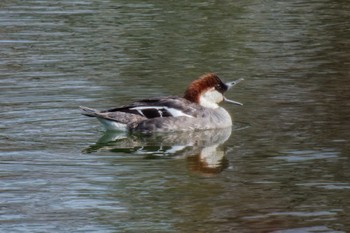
79,106,130,131
79,106,100,117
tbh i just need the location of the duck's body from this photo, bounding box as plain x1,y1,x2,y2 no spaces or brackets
80,73,242,133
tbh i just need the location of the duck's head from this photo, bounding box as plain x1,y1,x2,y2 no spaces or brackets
184,73,243,109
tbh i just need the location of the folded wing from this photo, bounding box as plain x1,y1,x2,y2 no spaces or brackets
103,96,199,119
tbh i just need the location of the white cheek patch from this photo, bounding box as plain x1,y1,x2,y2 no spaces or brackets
199,89,223,109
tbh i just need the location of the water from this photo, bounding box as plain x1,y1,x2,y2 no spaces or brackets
1,0,350,232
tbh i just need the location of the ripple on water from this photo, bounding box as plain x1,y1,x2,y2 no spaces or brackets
274,149,339,162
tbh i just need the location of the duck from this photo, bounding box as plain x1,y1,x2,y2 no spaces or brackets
80,73,243,133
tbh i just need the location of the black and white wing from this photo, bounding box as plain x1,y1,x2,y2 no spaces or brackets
103,96,200,119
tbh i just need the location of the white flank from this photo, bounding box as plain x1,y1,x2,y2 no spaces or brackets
130,106,193,118
97,118,127,131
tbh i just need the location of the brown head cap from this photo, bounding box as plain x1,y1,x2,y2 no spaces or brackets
184,73,228,103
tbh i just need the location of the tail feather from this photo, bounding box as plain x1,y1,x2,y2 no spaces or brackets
80,106,128,131
80,106,146,131
80,106,100,117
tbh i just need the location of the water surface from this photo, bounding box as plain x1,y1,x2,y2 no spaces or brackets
1,0,350,232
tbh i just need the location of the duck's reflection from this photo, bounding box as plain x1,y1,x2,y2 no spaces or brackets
84,127,232,174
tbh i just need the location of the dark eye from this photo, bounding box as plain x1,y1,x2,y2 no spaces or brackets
215,84,222,91
215,83,228,93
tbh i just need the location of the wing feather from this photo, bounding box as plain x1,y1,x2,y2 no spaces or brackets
103,96,199,119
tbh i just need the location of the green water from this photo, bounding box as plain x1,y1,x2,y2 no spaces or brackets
1,0,350,232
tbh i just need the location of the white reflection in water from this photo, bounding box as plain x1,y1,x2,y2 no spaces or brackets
84,127,232,174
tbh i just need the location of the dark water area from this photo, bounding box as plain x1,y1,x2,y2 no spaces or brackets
1,0,350,232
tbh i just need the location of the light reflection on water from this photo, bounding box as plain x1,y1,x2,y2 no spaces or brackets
1,0,350,232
